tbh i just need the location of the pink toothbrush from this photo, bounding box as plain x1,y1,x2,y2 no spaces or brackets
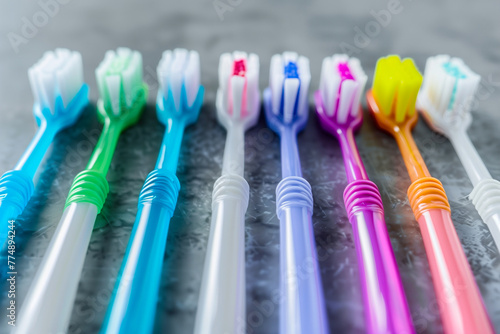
314,55,415,334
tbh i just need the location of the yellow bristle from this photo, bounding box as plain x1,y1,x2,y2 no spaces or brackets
372,55,422,122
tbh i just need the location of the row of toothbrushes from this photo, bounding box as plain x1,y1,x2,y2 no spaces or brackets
1,47,497,334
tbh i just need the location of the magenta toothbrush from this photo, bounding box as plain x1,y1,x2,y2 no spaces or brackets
314,55,415,334
263,52,328,334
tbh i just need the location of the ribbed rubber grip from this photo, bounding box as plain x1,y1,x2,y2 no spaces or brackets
470,178,500,250
0,170,34,217
276,176,313,216
343,179,384,218
212,173,250,209
139,169,180,212
407,177,450,219
65,170,109,214
470,178,500,222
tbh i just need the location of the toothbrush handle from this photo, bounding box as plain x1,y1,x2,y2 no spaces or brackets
470,178,500,250
101,169,180,334
344,180,414,334
15,203,98,334
408,177,494,334
276,176,328,334
194,174,249,334
0,170,34,244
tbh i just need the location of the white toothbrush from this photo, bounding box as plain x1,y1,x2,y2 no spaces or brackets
194,51,260,334
418,54,500,250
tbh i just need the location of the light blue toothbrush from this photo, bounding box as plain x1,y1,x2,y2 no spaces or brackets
0,49,88,243
101,48,204,334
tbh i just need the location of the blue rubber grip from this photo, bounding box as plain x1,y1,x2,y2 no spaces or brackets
0,170,34,246
101,169,180,334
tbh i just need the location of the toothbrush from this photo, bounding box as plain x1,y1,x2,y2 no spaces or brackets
0,49,88,243
366,55,493,334
194,51,259,334
263,52,328,334
101,48,204,334
314,54,414,334
417,55,500,250
16,48,148,334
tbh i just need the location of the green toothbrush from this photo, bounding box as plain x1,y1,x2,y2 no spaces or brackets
16,47,147,334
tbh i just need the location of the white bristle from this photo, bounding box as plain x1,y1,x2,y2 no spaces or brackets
231,76,245,118
28,48,84,114
270,54,284,115
105,75,122,115
95,48,144,116
184,51,200,107
157,50,173,107
348,58,367,116
245,53,259,114
218,51,259,119
218,53,233,113
319,57,338,117
95,51,115,102
233,51,248,62
337,80,358,123
296,56,310,116
282,52,298,64
283,78,300,123
421,55,480,118
318,54,366,123
157,48,200,111
122,51,142,108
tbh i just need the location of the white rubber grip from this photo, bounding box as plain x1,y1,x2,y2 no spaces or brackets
469,178,500,250
194,174,249,334
16,202,98,334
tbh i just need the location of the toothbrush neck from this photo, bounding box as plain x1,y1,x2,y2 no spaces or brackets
222,123,245,177
280,126,302,178
86,119,122,175
448,129,491,186
336,127,368,183
394,126,431,182
156,117,186,173
15,119,57,179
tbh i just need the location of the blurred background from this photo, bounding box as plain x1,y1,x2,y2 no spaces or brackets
1,0,500,333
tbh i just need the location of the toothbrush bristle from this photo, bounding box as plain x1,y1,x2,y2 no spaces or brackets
28,48,84,114
372,55,422,123
319,54,367,124
157,48,200,111
269,52,310,124
218,51,260,119
95,47,143,116
420,55,480,117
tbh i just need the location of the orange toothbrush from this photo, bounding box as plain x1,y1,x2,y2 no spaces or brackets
366,55,493,334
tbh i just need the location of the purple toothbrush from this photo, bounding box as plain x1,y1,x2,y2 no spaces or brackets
314,55,415,334
264,52,328,334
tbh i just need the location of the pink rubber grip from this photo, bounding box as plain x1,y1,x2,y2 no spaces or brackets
417,209,493,334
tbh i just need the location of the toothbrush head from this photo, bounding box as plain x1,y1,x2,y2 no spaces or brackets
216,51,260,130
156,48,204,126
417,55,480,134
263,52,311,134
95,48,148,131
314,54,367,135
28,48,89,129
367,55,423,134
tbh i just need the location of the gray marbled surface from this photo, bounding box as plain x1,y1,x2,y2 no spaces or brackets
1,0,500,333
